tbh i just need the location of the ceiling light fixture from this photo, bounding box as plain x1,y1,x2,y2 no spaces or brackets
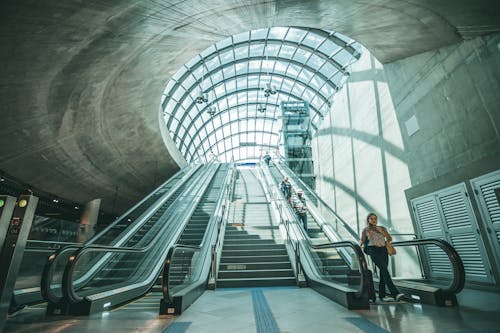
195,59,209,104
207,106,216,116
264,82,277,97
263,40,277,98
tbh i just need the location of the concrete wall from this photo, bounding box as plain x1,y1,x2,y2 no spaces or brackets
384,33,500,188
312,33,500,234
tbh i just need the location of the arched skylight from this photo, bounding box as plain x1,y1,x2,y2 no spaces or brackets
161,27,361,163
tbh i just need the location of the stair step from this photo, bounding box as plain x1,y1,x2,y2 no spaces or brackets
220,255,291,263
222,249,287,256
223,244,285,250
224,239,282,245
219,262,292,270
216,277,296,288
218,269,294,279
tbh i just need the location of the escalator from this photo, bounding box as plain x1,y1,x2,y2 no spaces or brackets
268,162,356,286
263,163,371,309
8,166,194,310
267,160,465,307
41,163,222,315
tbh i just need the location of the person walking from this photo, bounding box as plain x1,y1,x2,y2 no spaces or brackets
279,177,292,203
292,189,307,231
360,213,404,302
263,152,271,166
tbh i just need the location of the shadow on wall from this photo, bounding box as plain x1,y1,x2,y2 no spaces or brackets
311,48,412,240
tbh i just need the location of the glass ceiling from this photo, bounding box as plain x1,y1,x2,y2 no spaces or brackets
161,27,361,163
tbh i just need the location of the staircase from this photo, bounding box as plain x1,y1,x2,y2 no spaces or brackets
217,169,296,288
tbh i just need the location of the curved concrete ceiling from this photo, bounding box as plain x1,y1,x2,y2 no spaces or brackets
0,0,498,214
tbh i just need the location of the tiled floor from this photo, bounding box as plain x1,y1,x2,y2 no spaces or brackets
4,287,500,333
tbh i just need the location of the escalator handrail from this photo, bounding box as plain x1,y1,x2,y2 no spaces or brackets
162,163,235,302
62,164,220,304
305,240,370,299
162,245,198,303
43,242,151,304
27,239,82,251
41,245,81,303
87,166,201,245
171,163,232,251
207,159,235,287
391,238,466,294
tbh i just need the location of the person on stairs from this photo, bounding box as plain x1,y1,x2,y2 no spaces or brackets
279,177,292,203
263,152,271,166
292,189,307,232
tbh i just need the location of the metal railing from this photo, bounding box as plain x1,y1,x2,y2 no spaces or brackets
208,159,235,289
162,161,234,304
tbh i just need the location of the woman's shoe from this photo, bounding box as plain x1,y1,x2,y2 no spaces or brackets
395,293,405,301
381,296,395,302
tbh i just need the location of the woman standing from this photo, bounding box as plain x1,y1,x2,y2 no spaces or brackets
360,213,404,302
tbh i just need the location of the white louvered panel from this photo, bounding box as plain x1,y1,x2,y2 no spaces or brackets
427,246,452,275
450,234,487,278
440,192,469,230
414,200,442,234
471,170,500,281
480,180,500,226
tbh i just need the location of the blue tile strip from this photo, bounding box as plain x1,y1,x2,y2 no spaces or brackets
162,322,191,333
344,317,390,333
252,289,281,333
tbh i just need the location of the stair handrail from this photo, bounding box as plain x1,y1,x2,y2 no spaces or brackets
209,158,236,289
391,238,465,294
162,162,234,302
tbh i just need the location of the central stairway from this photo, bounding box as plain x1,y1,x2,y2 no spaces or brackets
216,168,296,288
